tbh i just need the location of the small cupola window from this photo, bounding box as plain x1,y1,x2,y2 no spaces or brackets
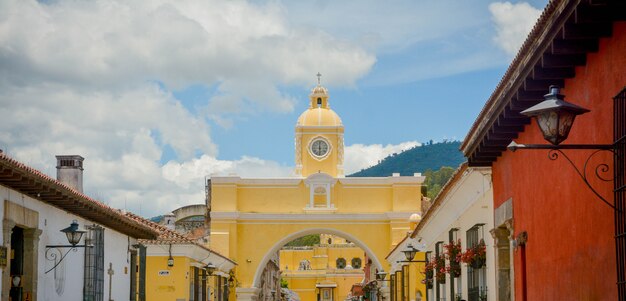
317,97,322,107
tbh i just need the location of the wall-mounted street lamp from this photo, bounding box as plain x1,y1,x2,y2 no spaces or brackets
45,220,91,274
206,262,217,276
507,86,615,209
507,85,625,299
376,270,389,282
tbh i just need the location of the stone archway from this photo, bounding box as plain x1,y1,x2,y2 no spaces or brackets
252,227,384,288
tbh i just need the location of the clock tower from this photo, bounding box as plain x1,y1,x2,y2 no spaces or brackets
295,75,344,177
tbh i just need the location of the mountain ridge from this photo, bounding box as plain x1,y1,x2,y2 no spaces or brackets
349,140,466,177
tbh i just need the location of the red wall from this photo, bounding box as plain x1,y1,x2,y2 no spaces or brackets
492,22,626,300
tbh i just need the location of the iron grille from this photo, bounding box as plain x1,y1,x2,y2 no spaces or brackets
614,87,626,300
83,225,104,301
466,225,485,301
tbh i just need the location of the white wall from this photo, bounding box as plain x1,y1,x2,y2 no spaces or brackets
0,184,138,301
413,167,495,301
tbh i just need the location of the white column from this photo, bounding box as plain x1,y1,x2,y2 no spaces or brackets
326,184,331,208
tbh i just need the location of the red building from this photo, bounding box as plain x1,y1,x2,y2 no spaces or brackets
462,0,626,300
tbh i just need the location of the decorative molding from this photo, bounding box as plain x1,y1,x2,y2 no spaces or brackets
307,136,332,161
494,198,513,227
211,211,410,222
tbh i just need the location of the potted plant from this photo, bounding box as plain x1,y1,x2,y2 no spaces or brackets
444,239,462,277
434,255,446,284
458,239,486,269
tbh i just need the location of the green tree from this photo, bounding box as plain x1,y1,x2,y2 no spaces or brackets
424,166,455,199
284,234,320,247
281,278,289,288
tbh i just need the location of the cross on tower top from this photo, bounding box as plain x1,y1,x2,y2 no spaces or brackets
316,72,322,85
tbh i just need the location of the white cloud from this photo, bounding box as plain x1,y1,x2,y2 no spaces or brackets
489,2,542,56
0,0,375,115
0,0,376,217
344,141,420,175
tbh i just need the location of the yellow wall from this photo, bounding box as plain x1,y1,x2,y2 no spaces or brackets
145,256,191,301
409,252,427,300
210,177,424,291
297,129,344,178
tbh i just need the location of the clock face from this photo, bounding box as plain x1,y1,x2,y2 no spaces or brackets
311,139,329,157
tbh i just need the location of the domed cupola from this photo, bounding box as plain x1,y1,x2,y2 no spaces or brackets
295,73,345,178
296,74,343,127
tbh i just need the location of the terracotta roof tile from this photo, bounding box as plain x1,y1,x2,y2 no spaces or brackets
125,212,236,265
0,152,158,239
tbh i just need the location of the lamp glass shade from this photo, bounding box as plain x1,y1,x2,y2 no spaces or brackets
167,257,174,267
60,220,86,246
376,271,387,281
206,262,217,275
11,275,20,287
402,244,417,262
521,85,589,145
535,110,577,145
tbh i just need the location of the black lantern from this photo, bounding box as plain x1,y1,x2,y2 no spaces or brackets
521,85,590,145
402,244,418,262
60,220,86,246
206,262,217,276
45,220,91,274
375,270,387,281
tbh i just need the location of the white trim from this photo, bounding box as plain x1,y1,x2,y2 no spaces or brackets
316,283,338,288
211,212,413,221
295,126,345,131
238,221,390,225
307,136,332,161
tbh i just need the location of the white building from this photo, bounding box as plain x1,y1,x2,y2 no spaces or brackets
403,163,495,301
0,153,159,300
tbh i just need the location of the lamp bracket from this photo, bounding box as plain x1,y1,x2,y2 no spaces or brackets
44,245,92,274
507,141,617,211
396,260,427,263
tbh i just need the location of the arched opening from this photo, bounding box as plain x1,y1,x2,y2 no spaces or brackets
253,228,385,301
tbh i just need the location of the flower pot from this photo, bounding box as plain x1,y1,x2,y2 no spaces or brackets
470,257,485,269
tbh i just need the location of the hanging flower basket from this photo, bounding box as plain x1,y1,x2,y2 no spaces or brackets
470,257,485,269
444,239,462,278
458,239,486,269
435,255,446,284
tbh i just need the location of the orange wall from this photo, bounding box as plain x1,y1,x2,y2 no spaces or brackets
492,22,626,300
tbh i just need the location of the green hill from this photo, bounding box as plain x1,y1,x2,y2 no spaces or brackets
349,141,466,177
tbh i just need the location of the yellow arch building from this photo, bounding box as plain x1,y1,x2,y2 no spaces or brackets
209,81,425,301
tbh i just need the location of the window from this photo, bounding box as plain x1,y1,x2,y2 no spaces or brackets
466,224,486,301
84,225,105,301
390,274,396,301
351,258,362,269
395,271,402,301
402,265,409,301
336,258,346,269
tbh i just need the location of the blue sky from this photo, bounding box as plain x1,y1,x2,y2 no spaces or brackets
0,0,546,217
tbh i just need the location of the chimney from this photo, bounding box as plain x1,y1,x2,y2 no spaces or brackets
56,155,84,193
